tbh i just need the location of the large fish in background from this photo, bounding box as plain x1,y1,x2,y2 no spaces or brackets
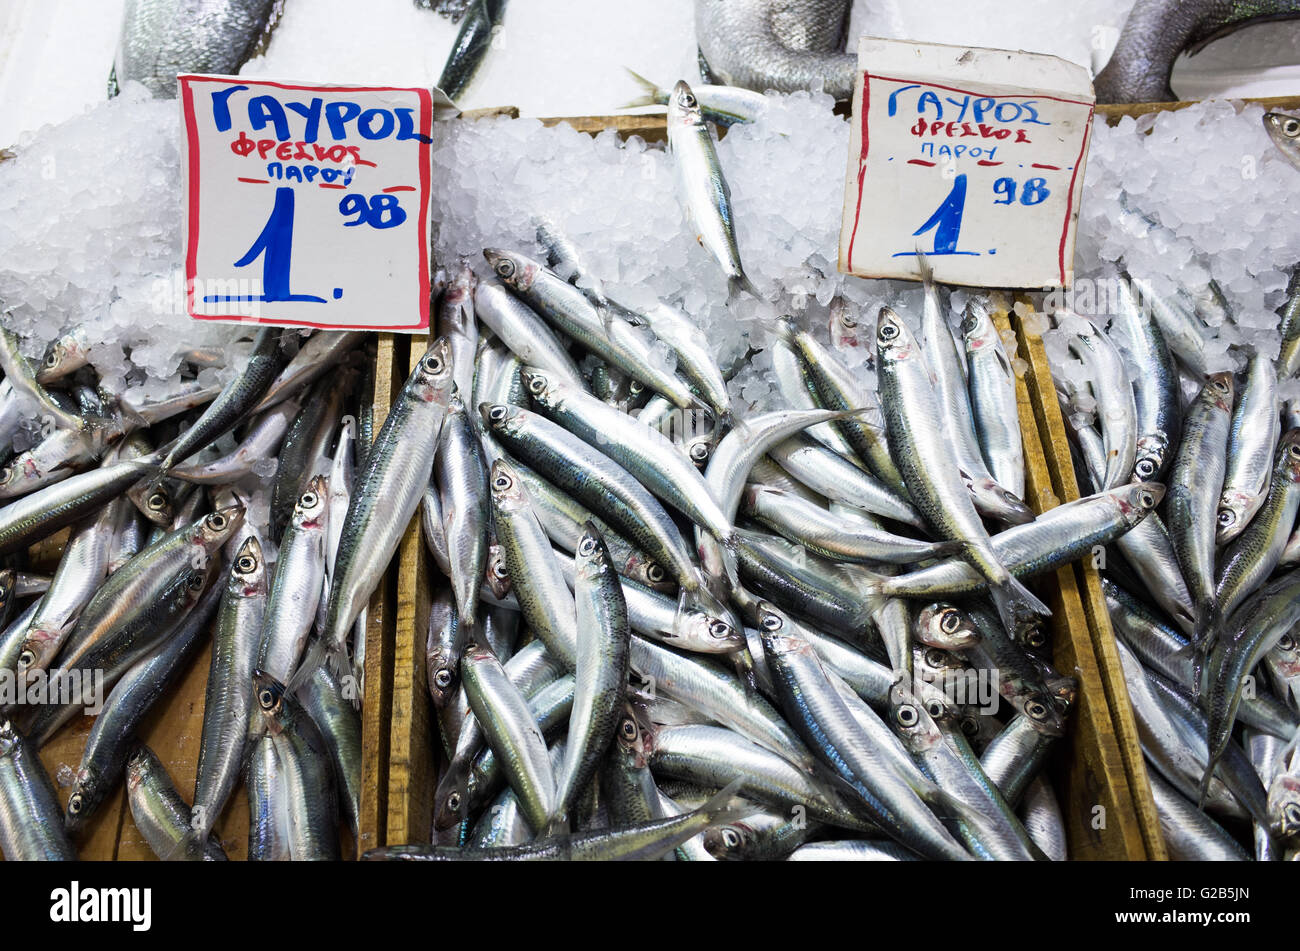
1095,0,1300,103
695,0,857,100
109,0,284,99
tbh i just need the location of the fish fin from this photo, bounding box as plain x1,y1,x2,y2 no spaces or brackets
619,68,663,109
932,539,968,558
914,247,935,285
697,776,755,825
847,567,887,599
159,828,201,862
288,637,332,696
987,573,1051,635
1196,763,1215,810
540,812,571,840
728,274,765,304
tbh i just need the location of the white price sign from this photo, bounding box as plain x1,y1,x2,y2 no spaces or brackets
838,38,1095,289
180,75,441,331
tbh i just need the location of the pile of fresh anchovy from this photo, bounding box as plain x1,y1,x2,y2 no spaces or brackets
1050,266,1300,861
357,82,1182,862
0,324,369,860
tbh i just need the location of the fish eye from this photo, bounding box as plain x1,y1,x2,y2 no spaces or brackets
491,559,509,580
760,610,782,631
1139,490,1155,508
708,619,732,639
924,648,947,668
1286,118,1300,136
1026,628,1047,649
17,649,34,669
688,442,710,462
237,555,256,572
840,313,857,328
494,258,516,279
44,351,59,368
1279,634,1295,651
300,491,317,509
619,717,638,741
925,699,946,718
147,492,168,510
578,536,599,557
719,828,740,849
0,584,7,601
1290,443,1300,459
629,380,644,394
1211,378,1229,394
960,717,979,737
527,376,546,394
646,564,666,583
895,705,918,727
492,472,513,492
960,317,977,335
447,791,462,812
1135,459,1156,478
939,610,961,634
0,468,11,485
1217,509,1236,527
188,574,205,591
680,91,697,108
434,668,453,689
258,688,276,709
425,354,445,375
1025,699,1050,721
879,322,898,340
488,405,508,423
67,793,82,814
1285,802,1300,828
206,513,227,531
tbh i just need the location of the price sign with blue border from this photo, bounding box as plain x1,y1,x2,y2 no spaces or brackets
179,75,435,331
839,38,1095,289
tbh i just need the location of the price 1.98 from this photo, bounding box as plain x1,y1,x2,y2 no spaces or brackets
908,173,1053,258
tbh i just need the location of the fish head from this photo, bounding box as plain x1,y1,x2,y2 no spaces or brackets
1205,372,1234,412
752,601,810,658
671,606,745,654
412,336,455,404
16,624,72,676
915,603,981,651
1015,686,1068,737
1278,428,1300,485
487,456,529,512
959,298,996,345
887,678,943,753
1264,112,1300,169
425,631,459,709
484,544,513,600
667,80,704,128
624,553,674,593
230,535,267,598
1216,488,1256,544
432,765,471,831
1116,481,1164,526
613,701,653,768
0,460,23,496
875,306,917,363
1268,773,1300,838
64,767,102,835
0,720,20,758
0,569,11,615
129,478,174,526
123,746,156,794
480,401,525,441
36,335,86,383
292,475,330,533
482,249,538,293
684,432,714,470
251,669,288,729
575,521,613,580
968,475,1036,525
1132,433,1169,483
704,816,769,861
1268,632,1300,678
828,297,862,350
196,504,246,556
519,366,562,409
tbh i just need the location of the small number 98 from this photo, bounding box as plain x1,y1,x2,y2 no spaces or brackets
339,193,407,229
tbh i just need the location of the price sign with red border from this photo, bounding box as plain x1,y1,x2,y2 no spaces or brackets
838,38,1095,289
179,75,435,331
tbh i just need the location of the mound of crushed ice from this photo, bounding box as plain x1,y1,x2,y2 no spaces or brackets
0,82,248,392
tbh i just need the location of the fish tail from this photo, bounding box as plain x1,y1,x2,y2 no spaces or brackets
540,811,571,841
698,776,755,826
986,570,1051,636
1196,762,1215,810
619,67,664,109
728,273,765,304
914,248,935,285
847,566,888,599
159,828,201,862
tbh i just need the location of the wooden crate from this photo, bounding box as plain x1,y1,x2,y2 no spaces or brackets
27,347,399,861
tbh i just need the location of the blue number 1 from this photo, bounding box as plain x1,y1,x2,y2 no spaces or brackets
208,185,326,304
913,173,967,255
